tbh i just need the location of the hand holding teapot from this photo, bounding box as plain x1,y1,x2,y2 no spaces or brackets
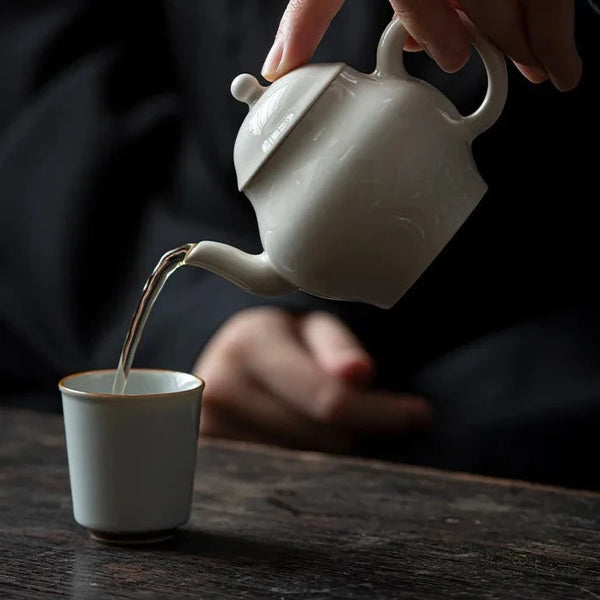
262,0,581,92
185,16,508,308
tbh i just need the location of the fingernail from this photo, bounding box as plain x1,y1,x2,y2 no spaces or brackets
527,66,549,85
548,62,582,92
261,38,284,81
422,40,470,73
547,45,583,91
333,353,376,385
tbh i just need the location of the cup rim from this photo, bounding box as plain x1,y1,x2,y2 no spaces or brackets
58,368,205,401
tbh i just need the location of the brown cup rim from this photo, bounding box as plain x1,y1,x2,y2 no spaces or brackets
58,368,205,401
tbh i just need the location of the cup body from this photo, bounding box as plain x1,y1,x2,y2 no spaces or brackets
59,369,203,539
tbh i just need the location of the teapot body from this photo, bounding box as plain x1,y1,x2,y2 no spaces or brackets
185,17,507,309
245,66,486,308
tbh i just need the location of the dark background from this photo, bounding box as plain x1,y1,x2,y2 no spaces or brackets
1,0,599,489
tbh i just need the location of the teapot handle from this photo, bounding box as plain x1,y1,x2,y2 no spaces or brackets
375,15,508,140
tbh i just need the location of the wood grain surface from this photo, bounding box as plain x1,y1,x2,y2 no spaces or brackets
1,408,599,599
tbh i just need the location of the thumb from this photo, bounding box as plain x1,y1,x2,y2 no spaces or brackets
262,0,346,81
299,311,375,385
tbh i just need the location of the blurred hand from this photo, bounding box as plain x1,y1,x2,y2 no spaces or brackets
261,0,582,92
193,307,431,453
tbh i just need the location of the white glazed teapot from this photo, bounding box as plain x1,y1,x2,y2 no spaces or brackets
185,16,508,308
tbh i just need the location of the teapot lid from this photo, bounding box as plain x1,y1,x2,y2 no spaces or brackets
231,62,345,190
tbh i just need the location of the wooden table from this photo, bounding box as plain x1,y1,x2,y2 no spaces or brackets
1,407,599,599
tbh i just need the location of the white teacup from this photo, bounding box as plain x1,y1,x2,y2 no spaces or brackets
58,369,204,544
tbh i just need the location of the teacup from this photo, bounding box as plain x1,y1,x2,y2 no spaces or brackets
58,368,204,545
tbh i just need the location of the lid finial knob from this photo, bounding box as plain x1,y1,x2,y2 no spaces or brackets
231,74,265,107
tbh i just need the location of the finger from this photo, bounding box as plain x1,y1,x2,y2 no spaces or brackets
261,0,345,81
198,354,354,453
299,311,375,385
236,314,432,432
511,61,551,85
322,388,432,433
403,35,423,52
200,396,354,454
458,0,548,83
194,308,344,432
389,0,472,72
522,0,581,91
240,312,346,418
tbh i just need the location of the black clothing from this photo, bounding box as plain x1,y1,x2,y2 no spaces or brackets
1,0,599,489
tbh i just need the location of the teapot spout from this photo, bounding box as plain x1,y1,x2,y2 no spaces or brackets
184,241,297,297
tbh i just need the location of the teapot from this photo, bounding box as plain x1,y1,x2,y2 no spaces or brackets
184,16,508,308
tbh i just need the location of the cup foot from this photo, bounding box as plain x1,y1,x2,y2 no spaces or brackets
87,528,177,545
